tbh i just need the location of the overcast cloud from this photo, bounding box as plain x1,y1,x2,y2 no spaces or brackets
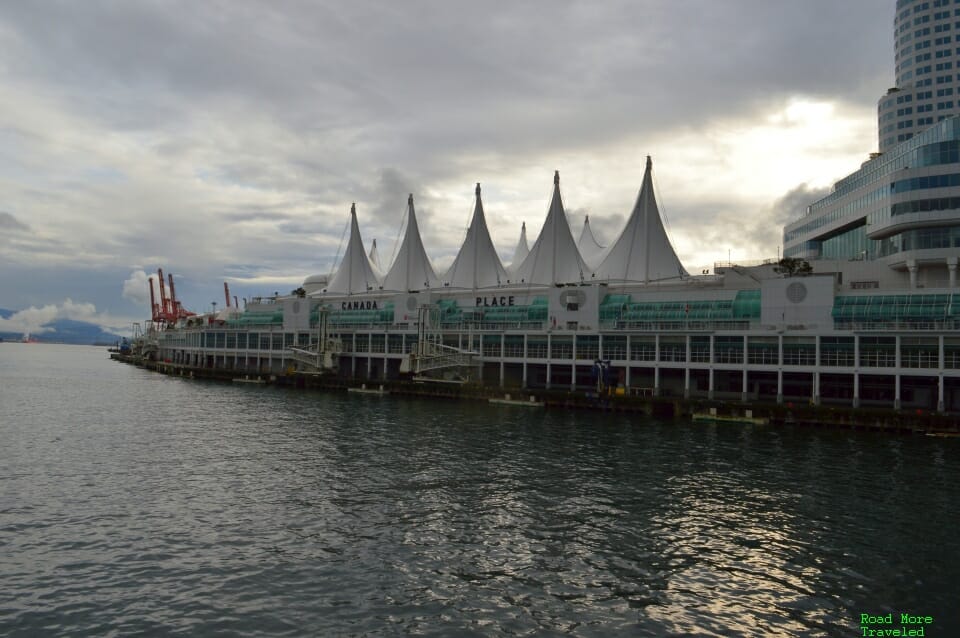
0,1,895,330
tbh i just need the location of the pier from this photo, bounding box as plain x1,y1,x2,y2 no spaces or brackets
111,353,959,436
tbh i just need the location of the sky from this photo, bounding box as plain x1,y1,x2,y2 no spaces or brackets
0,0,895,336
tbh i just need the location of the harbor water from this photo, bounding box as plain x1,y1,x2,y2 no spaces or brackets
1,343,957,636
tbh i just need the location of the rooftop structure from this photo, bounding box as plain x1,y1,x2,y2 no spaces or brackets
511,171,590,285
368,239,383,276
323,203,381,295
380,194,439,292
593,156,688,284
508,222,530,273
442,184,509,289
577,216,606,268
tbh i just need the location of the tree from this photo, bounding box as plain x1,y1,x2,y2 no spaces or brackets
292,287,307,298
774,257,812,277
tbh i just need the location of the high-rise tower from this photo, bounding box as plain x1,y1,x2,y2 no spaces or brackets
878,0,960,152
784,1,960,280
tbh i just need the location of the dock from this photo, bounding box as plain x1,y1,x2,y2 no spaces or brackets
692,410,769,426
489,393,544,407
348,384,389,396
109,354,960,436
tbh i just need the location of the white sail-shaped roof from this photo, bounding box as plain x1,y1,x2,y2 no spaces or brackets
577,215,606,268
381,194,439,291
593,156,687,283
508,222,529,273
442,183,508,289
324,203,381,294
511,171,589,285
368,238,383,275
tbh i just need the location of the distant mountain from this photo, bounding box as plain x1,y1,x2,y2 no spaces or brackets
0,312,123,345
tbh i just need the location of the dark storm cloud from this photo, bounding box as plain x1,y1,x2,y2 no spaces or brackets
369,168,419,230
0,0,896,316
0,211,28,231
0,1,891,160
357,167,448,266
770,183,833,226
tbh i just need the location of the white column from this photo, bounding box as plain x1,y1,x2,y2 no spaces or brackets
351,334,357,377
813,336,821,405
626,335,632,389
654,334,660,396
500,333,505,388
367,334,372,378
939,334,945,412
895,335,901,410
777,335,784,404
948,256,958,289
522,334,528,387
684,335,691,398
742,337,749,401
708,335,715,400
852,335,860,407
908,259,918,289
571,335,577,391
546,333,551,389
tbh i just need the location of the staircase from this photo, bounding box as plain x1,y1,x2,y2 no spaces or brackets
287,309,341,373
287,343,341,372
401,341,478,374
400,304,479,377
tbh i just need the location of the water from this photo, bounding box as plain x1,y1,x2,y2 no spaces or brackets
1,343,957,637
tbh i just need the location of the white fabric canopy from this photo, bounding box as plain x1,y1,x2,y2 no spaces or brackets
381,195,439,291
324,204,382,294
507,222,530,273
511,171,589,285
577,215,606,269
443,183,508,289
593,156,687,283
368,238,383,277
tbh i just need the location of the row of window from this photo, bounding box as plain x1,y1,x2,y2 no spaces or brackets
876,224,960,256
885,118,952,137
892,89,939,105
785,184,886,242
794,127,960,235
899,28,960,49
841,120,960,192
895,117,939,128
891,171,960,193
820,224,873,261
475,335,960,367
890,194,960,215
792,220,960,262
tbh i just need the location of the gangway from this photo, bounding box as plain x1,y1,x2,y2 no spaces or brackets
287,308,342,372
400,304,480,377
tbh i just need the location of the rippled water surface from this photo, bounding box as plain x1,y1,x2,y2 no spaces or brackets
1,344,958,636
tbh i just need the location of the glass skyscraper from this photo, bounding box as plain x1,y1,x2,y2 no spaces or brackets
785,1,960,288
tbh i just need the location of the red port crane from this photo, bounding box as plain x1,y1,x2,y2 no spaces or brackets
150,268,196,326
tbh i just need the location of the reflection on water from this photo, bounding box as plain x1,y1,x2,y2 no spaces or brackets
0,343,957,637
